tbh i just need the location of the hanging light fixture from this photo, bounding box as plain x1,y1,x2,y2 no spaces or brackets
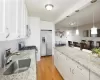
91,0,97,34
76,29,79,35
66,31,70,35
75,10,79,35
45,4,54,11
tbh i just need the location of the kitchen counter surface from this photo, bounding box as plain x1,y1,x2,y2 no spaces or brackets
0,50,36,80
55,46,100,77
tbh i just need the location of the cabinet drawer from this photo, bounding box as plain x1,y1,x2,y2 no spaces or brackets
90,71,100,80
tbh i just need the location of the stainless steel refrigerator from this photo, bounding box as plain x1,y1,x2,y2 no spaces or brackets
40,30,52,56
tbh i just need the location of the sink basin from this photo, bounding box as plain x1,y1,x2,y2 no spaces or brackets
15,59,31,73
3,62,16,75
4,58,31,75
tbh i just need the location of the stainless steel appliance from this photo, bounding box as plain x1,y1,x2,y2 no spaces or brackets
40,30,52,56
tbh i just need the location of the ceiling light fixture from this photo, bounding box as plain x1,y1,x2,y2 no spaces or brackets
75,10,79,35
45,4,54,11
70,22,76,26
91,0,97,3
66,16,70,17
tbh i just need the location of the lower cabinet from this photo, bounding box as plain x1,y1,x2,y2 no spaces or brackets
54,49,89,80
72,63,89,80
90,71,100,80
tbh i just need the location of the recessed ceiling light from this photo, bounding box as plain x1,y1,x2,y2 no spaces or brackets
66,16,70,17
75,10,80,12
91,0,97,3
45,4,54,11
69,22,76,26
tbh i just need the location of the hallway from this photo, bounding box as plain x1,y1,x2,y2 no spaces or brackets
37,56,63,80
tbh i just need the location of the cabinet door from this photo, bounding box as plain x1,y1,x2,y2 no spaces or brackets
60,54,72,80
0,0,4,33
58,53,66,78
5,0,18,40
72,62,89,80
90,71,100,80
18,0,27,38
64,58,74,80
0,0,6,41
54,50,65,78
54,50,58,67
55,51,62,71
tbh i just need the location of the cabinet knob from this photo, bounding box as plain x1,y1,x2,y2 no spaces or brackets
77,66,82,70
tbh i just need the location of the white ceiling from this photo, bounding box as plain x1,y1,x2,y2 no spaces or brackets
56,1,100,29
25,0,81,22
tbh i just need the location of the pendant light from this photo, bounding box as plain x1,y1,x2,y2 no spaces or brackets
76,29,79,35
91,0,97,34
66,31,70,36
75,10,79,35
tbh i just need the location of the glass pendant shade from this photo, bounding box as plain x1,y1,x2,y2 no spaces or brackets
76,29,79,35
91,26,97,34
66,31,69,35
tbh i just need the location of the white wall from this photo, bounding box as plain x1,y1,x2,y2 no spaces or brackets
25,17,40,61
66,22,100,46
25,18,55,61
40,21,55,55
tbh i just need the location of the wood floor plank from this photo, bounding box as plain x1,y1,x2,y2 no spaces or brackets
37,56,63,80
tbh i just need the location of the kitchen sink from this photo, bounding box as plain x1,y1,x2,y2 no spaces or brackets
3,58,31,75
3,62,16,75
15,59,31,73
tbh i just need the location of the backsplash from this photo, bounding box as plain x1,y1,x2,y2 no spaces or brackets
0,39,24,68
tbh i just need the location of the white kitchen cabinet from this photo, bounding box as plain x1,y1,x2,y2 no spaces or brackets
64,58,74,80
54,50,64,78
54,50,62,71
0,0,6,41
90,71,100,80
54,49,90,80
0,0,28,41
72,62,89,80
54,50,71,80
54,50,58,66
0,0,4,33
5,0,18,40
60,53,72,80
17,0,28,38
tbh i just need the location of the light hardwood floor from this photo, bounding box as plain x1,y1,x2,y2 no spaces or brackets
37,56,63,80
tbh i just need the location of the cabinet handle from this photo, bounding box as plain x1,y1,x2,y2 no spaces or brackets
72,69,74,74
70,68,71,72
77,66,82,70
6,33,10,38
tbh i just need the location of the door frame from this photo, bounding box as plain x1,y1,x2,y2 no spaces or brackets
40,30,53,56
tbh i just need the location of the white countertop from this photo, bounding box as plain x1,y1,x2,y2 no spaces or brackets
55,46,100,77
0,50,36,80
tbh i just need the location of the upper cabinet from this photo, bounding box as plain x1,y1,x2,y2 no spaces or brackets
0,0,28,41
0,0,6,41
0,0,4,33
5,0,18,40
17,0,28,38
